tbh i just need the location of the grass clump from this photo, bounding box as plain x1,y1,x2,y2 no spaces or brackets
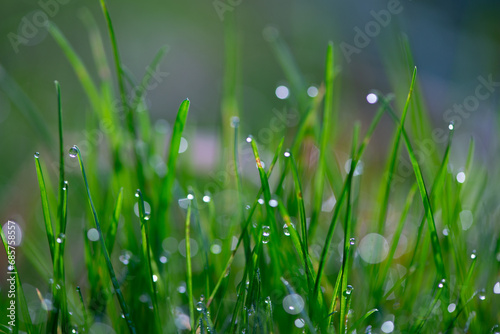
1,3,499,334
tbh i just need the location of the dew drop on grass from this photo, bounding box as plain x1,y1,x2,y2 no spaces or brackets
152,274,158,282
258,198,264,205
187,193,194,200
366,93,378,104
344,285,354,296
246,136,253,143
275,85,290,99
202,195,211,203
34,152,40,158
494,282,500,294
381,320,394,333
447,303,456,313
284,151,291,158
478,289,486,300
456,171,466,183
159,255,168,263
230,116,240,128
56,233,65,244
349,238,356,246
295,318,305,328
69,146,78,158
269,199,278,207
448,122,454,130
438,279,446,289
262,226,271,244
283,223,291,236
282,294,304,315
307,86,318,97
470,250,477,259
265,296,271,304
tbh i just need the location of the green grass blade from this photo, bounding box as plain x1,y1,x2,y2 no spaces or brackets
311,42,335,240
105,187,123,255
70,145,137,334
158,99,190,223
1,226,33,333
48,23,101,113
184,202,195,332
34,154,55,261
76,286,89,333
0,65,53,146
135,189,162,332
348,308,378,333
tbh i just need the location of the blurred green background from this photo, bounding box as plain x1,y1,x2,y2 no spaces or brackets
1,0,499,285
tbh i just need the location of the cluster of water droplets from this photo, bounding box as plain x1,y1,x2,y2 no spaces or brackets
262,226,271,244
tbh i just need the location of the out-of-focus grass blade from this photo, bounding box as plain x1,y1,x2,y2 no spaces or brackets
184,202,195,332
105,187,123,254
76,286,89,333
0,65,53,146
280,277,316,333
411,280,445,333
348,308,378,333
313,99,388,307
1,227,33,333
311,42,335,240
48,23,101,113
34,153,55,261
135,189,162,332
158,99,190,224
376,69,417,234
70,145,136,334
263,26,308,111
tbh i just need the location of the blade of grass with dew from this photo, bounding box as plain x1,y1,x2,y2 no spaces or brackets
376,70,416,235
288,152,312,292
1,227,33,333
411,279,445,333
135,189,162,332
48,23,101,114
206,137,284,308
313,98,388,309
34,154,55,261
184,201,195,332
384,103,447,280
280,277,316,333
76,286,89,333
263,26,308,111
348,308,378,334
70,145,137,334
310,42,335,240
158,99,190,230
340,123,359,334
105,187,123,254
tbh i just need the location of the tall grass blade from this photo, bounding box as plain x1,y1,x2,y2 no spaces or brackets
34,154,55,261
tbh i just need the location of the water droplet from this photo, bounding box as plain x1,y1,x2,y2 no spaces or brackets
282,294,304,315
265,296,271,304
438,278,445,289
246,136,253,143
275,85,290,99
283,223,291,236
470,250,477,259
55,284,61,290
202,195,211,203
152,275,158,282
456,171,466,183
187,194,194,200
258,198,264,205
345,285,354,296
448,122,454,130
245,205,251,210
447,303,456,313
159,256,168,263
177,283,186,294
284,151,291,158
69,146,78,158
121,313,125,318
119,250,132,265
307,86,318,98
230,116,240,128
34,152,40,158
56,233,65,244
87,228,99,242
478,289,486,300
210,241,222,254
381,320,394,333
269,199,278,207
262,226,271,243
196,302,203,312
349,238,356,246
366,93,378,104
494,282,500,294
295,318,305,328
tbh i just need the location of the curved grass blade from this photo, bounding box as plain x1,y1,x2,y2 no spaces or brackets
34,154,55,261
158,99,190,222
348,308,378,333
135,189,162,332
105,187,123,254
1,227,33,333
70,145,136,334
48,23,101,113
311,42,335,240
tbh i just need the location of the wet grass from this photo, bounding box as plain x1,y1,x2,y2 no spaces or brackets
1,3,499,334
